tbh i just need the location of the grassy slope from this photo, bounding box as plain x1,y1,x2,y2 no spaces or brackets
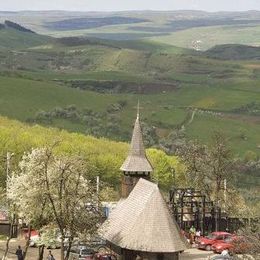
205,44,260,60
45,23,260,50
1,11,260,50
0,28,51,49
150,25,260,51
0,28,260,156
0,76,119,118
1,76,259,156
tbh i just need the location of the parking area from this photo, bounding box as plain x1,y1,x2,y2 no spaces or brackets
0,239,232,260
0,240,216,260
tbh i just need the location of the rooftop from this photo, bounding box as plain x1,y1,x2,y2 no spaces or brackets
100,178,187,253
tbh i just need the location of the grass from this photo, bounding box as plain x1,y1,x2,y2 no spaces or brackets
0,76,118,120
1,11,260,51
0,234,7,241
186,113,260,156
0,28,50,49
0,12,259,203
205,44,260,60
150,25,260,51
1,73,259,156
0,26,260,156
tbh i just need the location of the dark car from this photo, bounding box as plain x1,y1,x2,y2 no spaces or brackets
67,246,96,260
94,253,117,260
197,232,232,251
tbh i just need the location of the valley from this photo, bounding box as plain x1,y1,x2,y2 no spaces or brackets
0,12,259,196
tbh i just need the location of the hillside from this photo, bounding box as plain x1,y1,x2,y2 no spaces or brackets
0,19,259,206
45,16,148,30
0,21,51,49
1,10,259,50
0,26,259,158
205,44,260,60
0,116,182,192
0,116,259,208
3,20,35,33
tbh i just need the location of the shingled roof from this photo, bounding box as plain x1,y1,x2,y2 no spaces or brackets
100,178,187,253
120,111,153,173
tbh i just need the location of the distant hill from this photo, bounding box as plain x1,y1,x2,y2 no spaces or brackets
204,44,260,60
0,17,259,204
0,21,51,49
45,16,149,31
0,21,260,159
0,26,260,157
4,20,35,33
0,10,259,50
0,20,35,32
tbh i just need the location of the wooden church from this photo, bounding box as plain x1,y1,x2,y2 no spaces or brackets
100,106,187,260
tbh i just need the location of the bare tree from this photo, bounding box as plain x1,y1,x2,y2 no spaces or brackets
178,132,236,217
177,140,211,196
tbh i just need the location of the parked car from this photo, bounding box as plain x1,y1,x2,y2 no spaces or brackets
29,231,40,247
212,236,252,254
94,253,117,260
210,255,233,260
66,246,96,260
23,228,39,239
86,237,106,250
197,232,232,251
29,229,69,249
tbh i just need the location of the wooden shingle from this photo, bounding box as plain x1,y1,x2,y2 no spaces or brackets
100,178,187,253
120,113,153,173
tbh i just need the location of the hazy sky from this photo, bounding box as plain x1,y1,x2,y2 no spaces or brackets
1,0,260,12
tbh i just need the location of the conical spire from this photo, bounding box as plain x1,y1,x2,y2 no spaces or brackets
120,103,153,173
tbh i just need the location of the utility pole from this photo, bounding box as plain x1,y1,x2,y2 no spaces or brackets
6,152,13,180
171,168,176,188
96,175,100,209
6,152,15,192
224,179,227,212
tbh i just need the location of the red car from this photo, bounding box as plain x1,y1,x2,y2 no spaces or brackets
212,236,251,254
22,228,39,239
197,232,232,251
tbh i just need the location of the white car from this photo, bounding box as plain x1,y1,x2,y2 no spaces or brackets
29,229,68,249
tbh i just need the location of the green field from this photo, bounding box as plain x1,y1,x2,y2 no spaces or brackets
1,10,260,50
0,10,259,214
0,17,260,158
150,25,260,51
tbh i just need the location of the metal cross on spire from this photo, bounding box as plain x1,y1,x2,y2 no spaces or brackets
136,100,144,119
137,100,140,119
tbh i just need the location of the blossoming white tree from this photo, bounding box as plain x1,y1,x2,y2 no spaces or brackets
7,147,102,260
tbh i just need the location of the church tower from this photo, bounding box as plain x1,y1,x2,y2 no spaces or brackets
120,104,153,198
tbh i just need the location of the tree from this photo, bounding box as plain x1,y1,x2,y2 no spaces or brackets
177,140,209,194
178,133,236,216
7,147,103,260
148,149,186,191
206,133,235,213
0,191,17,260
